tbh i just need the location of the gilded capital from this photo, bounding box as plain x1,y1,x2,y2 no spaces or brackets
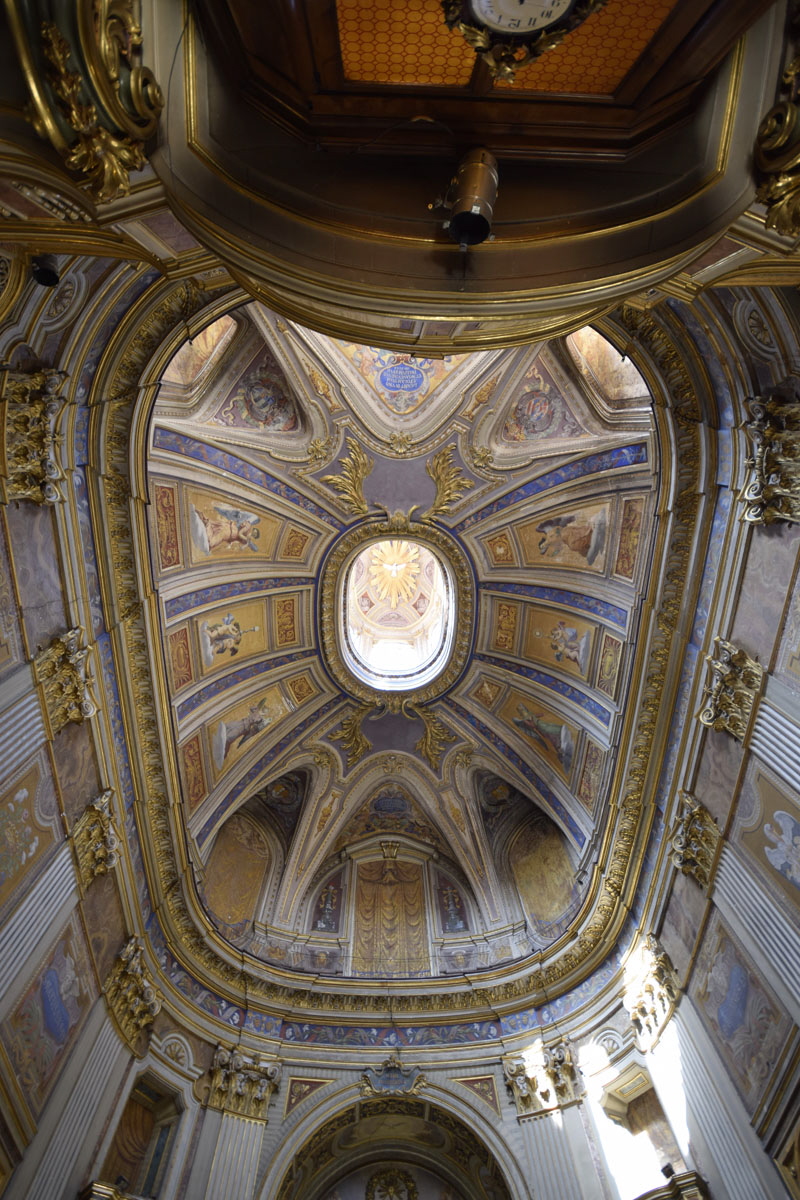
73,790,120,888
502,1038,581,1116
669,792,721,892
33,627,99,737
104,938,162,1055
739,385,800,526
1,367,68,505
696,637,763,742
623,934,679,1051
207,1044,282,1121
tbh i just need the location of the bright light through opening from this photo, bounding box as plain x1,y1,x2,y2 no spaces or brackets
341,539,455,692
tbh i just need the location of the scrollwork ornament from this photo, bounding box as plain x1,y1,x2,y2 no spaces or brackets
696,637,763,742
755,57,800,236
33,627,99,736
739,385,800,525
669,791,721,891
104,937,162,1054
73,789,120,887
1,367,69,505
207,1044,282,1121
321,437,373,515
421,443,474,521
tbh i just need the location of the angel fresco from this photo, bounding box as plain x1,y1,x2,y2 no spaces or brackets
550,620,591,673
513,702,574,772
189,503,261,555
199,612,259,664
764,810,800,888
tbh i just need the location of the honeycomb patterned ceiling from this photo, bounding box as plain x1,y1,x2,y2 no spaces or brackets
336,0,679,94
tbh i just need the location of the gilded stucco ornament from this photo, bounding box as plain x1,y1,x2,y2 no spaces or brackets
1,368,68,505
739,385,800,525
623,935,680,1052
755,56,800,236
669,792,721,892
360,1055,427,1098
73,788,120,887
104,937,162,1055
207,1044,282,1121
9,1,162,203
696,637,763,742
33,627,98,736
503,1039,581,1116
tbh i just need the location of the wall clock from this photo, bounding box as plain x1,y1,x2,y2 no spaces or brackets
441,0,609,81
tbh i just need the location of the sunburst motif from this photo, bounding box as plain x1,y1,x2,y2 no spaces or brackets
368,540,420,609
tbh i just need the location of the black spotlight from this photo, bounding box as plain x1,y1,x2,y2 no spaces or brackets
445,148,498,250
661,1164,676,1179
31,254,60,288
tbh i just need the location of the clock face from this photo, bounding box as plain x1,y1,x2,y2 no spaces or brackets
469,0,575,34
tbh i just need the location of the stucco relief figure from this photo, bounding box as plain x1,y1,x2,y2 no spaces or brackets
764,811,800,887
537,510,607,566
550,620,591,672
514,702,574,772
212,698,273,769
190,503,261,554
200,612,259,664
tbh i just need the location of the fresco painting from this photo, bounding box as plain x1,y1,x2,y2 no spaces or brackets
279,525,312,560
338,343,468,415
168,626,193,689
501,691,576,778
596,633,623,698
204,812,270,925
186,488,280,563
501,360,587,443
153,484,181,570
471,677,503,710
518,502,609,572
180,734,206,811
742,772,800,912
209,686,287,775
523,605,594,679
692,913,790,1114
492,600,520,655
614,496,645,578
196,600,266,673
311,870,344,934
435,872,469,934
577,741,604,811
484,531,517,567
0,761,55,912
566,326,650,407
163,317,236,387
211,347,301,431
510,816,578,927
1,917,93,1117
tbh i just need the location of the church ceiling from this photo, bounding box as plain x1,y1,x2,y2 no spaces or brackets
122,293,680,999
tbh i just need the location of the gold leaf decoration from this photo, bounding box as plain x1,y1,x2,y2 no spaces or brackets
409,704,456,772
321,438,373,516
330,705,372,767
422,444,473,521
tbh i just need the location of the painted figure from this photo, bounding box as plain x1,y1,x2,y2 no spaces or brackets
764,810,800,887
513,702,574,771
190,503,261,555
200,613,259,664
549,620,590,672
536,510,606,566
212,698,273,769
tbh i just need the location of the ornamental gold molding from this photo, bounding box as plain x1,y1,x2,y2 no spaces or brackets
321,437,372,515
623,935,679,1052
696,637,763,742
0,368,69,505
11,1,163,204
73,789,120,888
207,1045,282,1121
421,444,474,521
330,704,372,768
360,1055,427,1098
669,792,721,892
104,937,162,1055
755,56,800,237
33,627,99,737
502,1039,581,1117
319,514,475,710
739,386,800,525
